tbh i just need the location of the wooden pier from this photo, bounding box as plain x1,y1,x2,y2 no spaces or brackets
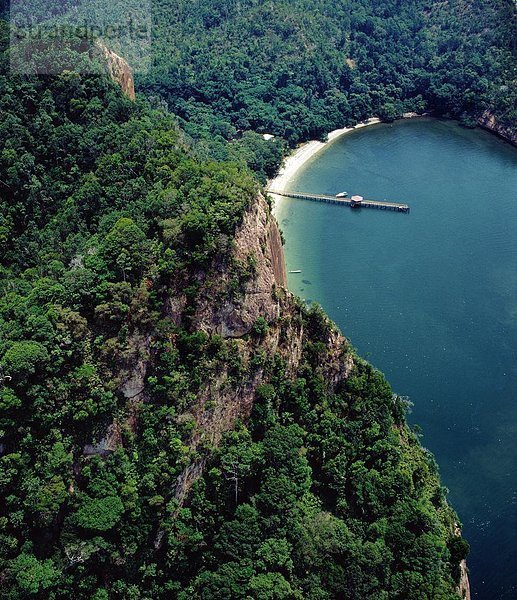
267,189,410,213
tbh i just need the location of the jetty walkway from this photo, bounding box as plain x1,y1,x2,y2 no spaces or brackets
267,189,410,213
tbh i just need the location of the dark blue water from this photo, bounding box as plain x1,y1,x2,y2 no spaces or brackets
275,119,517,599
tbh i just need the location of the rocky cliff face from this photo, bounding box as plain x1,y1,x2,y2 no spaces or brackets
458,559,471,600
192,193,287,338
89,192,468,595
478,110,517,146
85,195,292,468
95,41,136,101
164,193,352,507
454,524,472,600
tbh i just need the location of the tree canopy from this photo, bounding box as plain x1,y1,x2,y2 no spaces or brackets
1,0,510,595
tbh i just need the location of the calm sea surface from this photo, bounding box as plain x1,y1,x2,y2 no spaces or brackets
275,119,517,600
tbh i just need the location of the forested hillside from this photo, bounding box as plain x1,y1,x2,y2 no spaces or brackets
0,20,475,598
140,0,516,149
11,0,515,178
2,0,514,597
8,0,517,177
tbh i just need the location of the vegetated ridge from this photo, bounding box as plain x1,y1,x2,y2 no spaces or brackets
136,0,516,160
3,0,515,595
0,28,473,597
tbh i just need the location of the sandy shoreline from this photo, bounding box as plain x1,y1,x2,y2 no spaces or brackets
268,114,431,218
268,117,382,201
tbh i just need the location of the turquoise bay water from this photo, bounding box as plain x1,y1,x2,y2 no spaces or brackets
275,119,517,600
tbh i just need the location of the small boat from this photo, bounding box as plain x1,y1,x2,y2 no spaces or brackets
335,191,348,198
289,270,302,274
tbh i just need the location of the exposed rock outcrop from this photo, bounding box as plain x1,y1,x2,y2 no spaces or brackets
83,422,122,456
164,193,351,511
95,41,136,101
454,524,472,600
192,193,287,338
478,110,517,146
83,331,150,456
458,559,471,600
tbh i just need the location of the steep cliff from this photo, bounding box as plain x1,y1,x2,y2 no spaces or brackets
478,110,517,146
95,41,136,101
125,195,470,600
455,524,472,600
191,194,287,338
0,59,471,596
458,559,471,600
163,195,350,507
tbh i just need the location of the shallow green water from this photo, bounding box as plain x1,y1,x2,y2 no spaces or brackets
275,119,517,600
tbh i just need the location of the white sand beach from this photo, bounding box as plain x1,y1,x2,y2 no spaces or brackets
268,118,382,209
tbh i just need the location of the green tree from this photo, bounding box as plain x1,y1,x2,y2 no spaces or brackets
10,553,58,595
75,494,125,531
101,217,149,282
